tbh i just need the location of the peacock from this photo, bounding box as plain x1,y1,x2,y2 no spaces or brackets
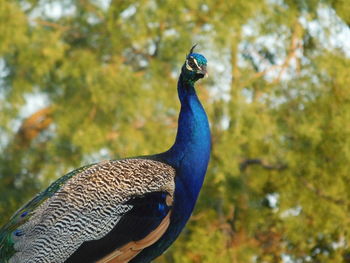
0,45,210,263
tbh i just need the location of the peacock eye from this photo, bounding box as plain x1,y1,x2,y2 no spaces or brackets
188,60,196,69
187,57,199,70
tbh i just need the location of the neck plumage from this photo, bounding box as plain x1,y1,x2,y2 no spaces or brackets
160,72,211,193
173,74,210,151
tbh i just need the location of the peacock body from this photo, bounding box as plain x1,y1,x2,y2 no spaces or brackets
0,46,210,263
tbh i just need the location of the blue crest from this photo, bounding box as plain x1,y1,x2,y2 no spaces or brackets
187,53,207,67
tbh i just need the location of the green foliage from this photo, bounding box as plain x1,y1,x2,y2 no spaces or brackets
1,0,350,262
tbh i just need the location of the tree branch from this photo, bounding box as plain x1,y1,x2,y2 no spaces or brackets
301,178,345,205
240,158,287,172
15,107,53,148
34,19,70,31
242,22,302,87
273,23,302,84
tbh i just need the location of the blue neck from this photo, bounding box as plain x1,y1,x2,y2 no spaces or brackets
132,70,212,263
159,73,211,198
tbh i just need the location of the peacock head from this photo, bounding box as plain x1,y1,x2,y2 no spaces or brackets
182,45,208,84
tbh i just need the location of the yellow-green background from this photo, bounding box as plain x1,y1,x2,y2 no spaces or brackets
1,0,350,262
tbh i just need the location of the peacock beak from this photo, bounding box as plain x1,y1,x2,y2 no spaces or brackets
198,65,208,78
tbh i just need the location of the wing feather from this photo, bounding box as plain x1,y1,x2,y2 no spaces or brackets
1,159,175,263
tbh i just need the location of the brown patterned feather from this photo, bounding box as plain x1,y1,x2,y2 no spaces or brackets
9,159,175,263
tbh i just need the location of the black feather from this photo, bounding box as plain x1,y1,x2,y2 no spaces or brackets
186,44,197,58
66,192,171,263
189,44,197,54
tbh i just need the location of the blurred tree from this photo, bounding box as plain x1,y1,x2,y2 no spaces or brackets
0,0,349,262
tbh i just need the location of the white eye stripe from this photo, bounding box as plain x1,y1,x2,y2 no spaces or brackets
193,58,200,68
186,60,193,71
186,57,200,71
